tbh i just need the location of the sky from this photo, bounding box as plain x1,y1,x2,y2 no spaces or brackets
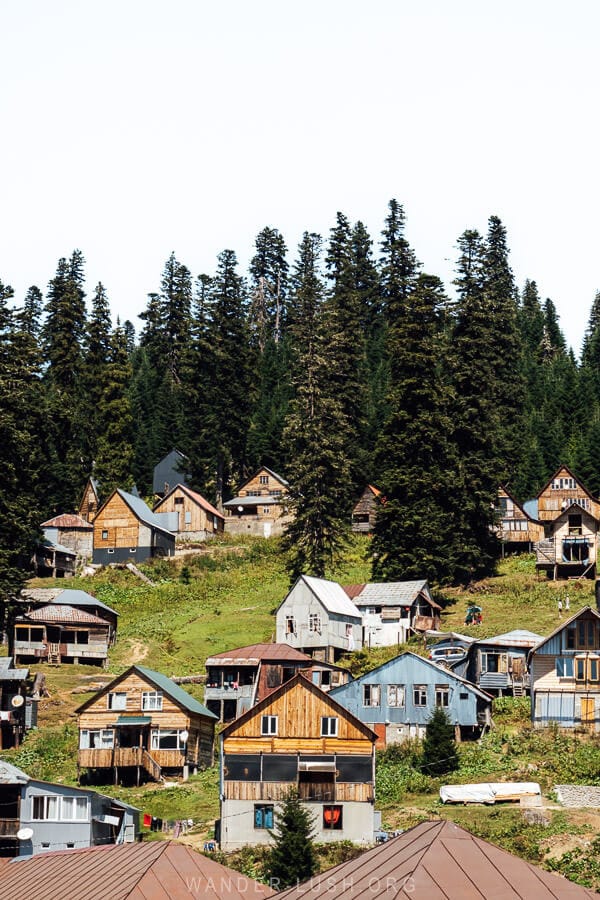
1,0,599,351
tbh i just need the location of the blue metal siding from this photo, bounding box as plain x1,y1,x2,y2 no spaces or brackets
536,634,564,655
534,691,576,727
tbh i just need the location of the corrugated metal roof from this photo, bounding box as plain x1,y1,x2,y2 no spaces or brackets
38,538,76,556
117,489,176,536
40,514,93,529
0,657,29,680
116,716,152,725
1,841,275,900
0,760,29,784
347,580,434,607
276,819,597,898
224,495,282,507
205,643,313,666
132,666,217,720
23,604,109,625
51,589,119,617
302,575,362,618
155,483,224,520
474,629,544,648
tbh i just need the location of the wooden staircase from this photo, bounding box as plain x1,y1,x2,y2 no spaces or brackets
47,643,61,666
512,681,525,697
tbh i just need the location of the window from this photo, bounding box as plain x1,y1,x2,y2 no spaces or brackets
309,614,322,633
556,658,574,678
363,684,380,707
61,796,89,821
270,489,282,497
435,685,450,707
321,717,338,736
254,804,274,829
102,530,108,540
481,652,508,674
387,684,405,707
459,692,469,700
259,475,269,485
261,715,278,735
567,626,576,650
323,805,343,830
107,692,127,710
33,795,88,821
107,548,115,554
285,616,296,635
32,795,59,820
552,477,576,490
79,729,114,749
174,497,183,505
413,685,427,707
151,729,188,750
184,511,192,524
142,691,163,711
247,490,262,496
576,656,600,683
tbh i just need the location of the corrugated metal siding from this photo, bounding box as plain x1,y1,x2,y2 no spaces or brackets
534,691,575,726
536,634,564,655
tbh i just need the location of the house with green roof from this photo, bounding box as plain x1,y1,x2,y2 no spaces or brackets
76,665,217,784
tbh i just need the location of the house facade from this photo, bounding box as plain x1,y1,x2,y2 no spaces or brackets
204,643,350,722
218,674,376,850
351,485,381,533
535,503,598,579
40,514,93,562
495,486,545,550
536,465,600,522
92,489,175,565
276,575,363,663
329,651,492,747
224,467,291,537
77,665,217,783
0,760,139,858
454,630,543,697
530,606,600,731
153,483,224,541
78,477,100,523
345,580,440,646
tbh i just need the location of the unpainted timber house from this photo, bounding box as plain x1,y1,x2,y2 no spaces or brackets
204,643,351,722
218,673,377,850
351,484,381,533
530,606,600,731
535,502,599,579
495,486,545,552
536,465,600,522
78,477,101,523
224,466,291,537
92,488,175,565
153,483,224,542
77,665,217,784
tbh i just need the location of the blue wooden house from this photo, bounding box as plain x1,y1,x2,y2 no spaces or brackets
328,651,492,747
530,606,600,730
453,629,543,698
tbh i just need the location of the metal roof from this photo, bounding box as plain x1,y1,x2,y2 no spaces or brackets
301,575,362,618
40,514,93,529
1,841,275,900
0,657,29,680
117,489,176,536
52,589,119,618
276,819,597,898
115,716,152,725
38,538,76,556
473,629,544,649
22,604,109,625
346,580,436,607
154,483,224,520
224,494,282,507
0,760,30,784
205,643,313,666
128,666,217,720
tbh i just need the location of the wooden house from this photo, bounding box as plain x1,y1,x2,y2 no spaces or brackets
351,484,381,533
152,449,190,498
0,760,139,858
530,606,600,731
40,514,93,562
536,465,600,522
32,538,76,578
329,651,492,748
78,476,100,523
224,466,291,537
77,665,217,783
218,673,377,850
204,643,351,722
345,580,440,646
495,486,545,551
13,589,118,668
275,575,363,663
275,819,598,900
453,629,543,697
0,658,36,750
153,483,224,541
92,488,175,565
535,502,599,579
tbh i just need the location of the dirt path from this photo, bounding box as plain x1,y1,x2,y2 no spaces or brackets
127,639,149,663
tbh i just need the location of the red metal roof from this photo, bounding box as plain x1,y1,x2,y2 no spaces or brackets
206,642,313,665
0,841,275,900
23,604,109,625
277,819,598,898
343,583,366,599
40,514,93,529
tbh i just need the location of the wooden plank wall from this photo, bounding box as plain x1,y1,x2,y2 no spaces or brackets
79,672,192,730
154,487,211,534
93,494,140,549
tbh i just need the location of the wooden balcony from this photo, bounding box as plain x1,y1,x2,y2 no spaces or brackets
0,818,19,837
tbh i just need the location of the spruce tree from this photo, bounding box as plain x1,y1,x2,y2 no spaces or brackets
421,706,459,776
267,790,317,890
20,285,43,338
93,322,134,496
249,226,289,348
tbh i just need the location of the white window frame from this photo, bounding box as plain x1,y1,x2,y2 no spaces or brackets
107,692,127,711
261,715,278,735
32,795,89,822
79,728,114,749
435,685,450,707
362,684,381,708
321,716,338,736
309,614,322,633
259,475,269,485
151,728,188,751
413,685,427,707
142,690,163,711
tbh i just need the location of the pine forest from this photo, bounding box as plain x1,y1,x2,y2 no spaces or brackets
3,199,599,595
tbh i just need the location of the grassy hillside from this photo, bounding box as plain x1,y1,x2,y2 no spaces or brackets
5,539,600,888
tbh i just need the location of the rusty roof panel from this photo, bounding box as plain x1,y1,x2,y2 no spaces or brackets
22,604,109,625
206,643,313,665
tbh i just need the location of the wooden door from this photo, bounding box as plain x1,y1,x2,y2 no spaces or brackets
581,696,595,728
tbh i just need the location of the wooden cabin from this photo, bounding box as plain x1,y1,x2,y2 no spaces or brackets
345,580,440,645
535,502,599,579
153,483,224,541
454,630,543,697
536,465,600,522
495,486,545,551
92,488,175,565
32,538,76,578
78,477,101,523
40,513,93,562
530,606,600,731
276,575,363,663
204,643,351,722
351,485,381,533
77,665,217,784
218,673,376,850
153,449,190,498
329,651,492,747
224,466,291,537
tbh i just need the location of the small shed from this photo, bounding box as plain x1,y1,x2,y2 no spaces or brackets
351,484,381,533
40,514,93,561
458,629,543,697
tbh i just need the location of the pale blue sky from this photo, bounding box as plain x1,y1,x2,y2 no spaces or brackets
1,1,599,350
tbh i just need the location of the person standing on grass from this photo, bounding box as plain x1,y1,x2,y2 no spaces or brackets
558,598,563,618
565,595,570,613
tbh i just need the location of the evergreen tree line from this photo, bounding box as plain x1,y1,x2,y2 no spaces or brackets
2,201,599,592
